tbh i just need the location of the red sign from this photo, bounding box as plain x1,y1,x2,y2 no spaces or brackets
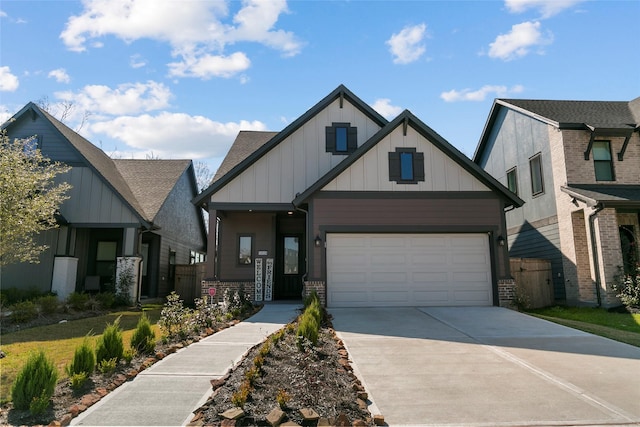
208,287,216,297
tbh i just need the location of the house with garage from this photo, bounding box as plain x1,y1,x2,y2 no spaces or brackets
194,85,523,307
1,102,207,300
473,97,640,308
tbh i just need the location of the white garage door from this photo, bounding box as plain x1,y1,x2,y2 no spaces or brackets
326,233,493,307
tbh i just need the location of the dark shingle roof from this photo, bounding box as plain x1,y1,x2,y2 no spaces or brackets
561,184,640,208
114,159,191,220
212,131,278,183
498,98,639,130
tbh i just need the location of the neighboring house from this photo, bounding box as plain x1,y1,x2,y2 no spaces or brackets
1,103,207,299
194,85,523,307
473,97,640,307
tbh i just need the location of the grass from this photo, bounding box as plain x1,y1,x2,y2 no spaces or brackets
528,306,640,347
0,306,161,404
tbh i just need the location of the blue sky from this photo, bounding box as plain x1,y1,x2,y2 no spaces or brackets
1,0,639,175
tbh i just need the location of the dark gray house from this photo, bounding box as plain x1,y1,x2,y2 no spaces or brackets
2,102,207,299
194,85,522,307
473,97,640,307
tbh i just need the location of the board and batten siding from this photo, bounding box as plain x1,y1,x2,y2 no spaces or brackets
58,167,139,225
211,98,383,204
9,113,83,164
1,229,59,293
309,196,507,280
323,125,490,192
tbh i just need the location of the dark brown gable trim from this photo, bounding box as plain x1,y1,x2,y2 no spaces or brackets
209,202,294,212
313,191,499,200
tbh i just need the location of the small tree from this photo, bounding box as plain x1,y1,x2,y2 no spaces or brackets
0,130,71,267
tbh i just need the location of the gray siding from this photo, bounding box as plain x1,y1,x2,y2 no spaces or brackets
8,113,83,163
508,220,565,300
1,229,59,293
309,195,509,281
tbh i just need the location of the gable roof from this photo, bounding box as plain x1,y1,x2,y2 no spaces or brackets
2,102,197,227
193,85,388,207
474,97,640,162
292,110,523,208
561,184,640,208
114,159,192,220
212,131,278,183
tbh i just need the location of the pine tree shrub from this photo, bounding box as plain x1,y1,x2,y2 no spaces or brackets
11,351,58,413
96,317,124,365
130,312,156,354
66,336,96,377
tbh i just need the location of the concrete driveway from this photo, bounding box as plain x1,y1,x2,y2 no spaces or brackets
330,307,640,426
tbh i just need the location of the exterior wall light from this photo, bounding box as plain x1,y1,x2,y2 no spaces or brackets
497,235,506,247
314,235,322,247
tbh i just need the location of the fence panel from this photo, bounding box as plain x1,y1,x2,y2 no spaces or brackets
510,258,554,309
174,263,207,306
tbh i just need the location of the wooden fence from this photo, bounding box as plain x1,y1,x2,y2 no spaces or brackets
174,263,207,306
510,257,554,309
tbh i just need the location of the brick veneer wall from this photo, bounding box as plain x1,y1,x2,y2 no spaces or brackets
594,209,624,307
201,280,256,304
304,281,326,306
498,279,516,308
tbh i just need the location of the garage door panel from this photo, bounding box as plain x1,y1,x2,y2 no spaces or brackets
327,233,493,307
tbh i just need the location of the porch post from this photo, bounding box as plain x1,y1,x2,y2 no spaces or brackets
206,209,218,279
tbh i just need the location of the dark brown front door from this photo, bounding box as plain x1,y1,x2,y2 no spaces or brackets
275,234,305,299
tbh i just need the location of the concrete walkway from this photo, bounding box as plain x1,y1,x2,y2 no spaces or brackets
71,303,300,426
331,306,640,427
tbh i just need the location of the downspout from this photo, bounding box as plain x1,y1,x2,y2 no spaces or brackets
293,203,310,286
588,203,605,307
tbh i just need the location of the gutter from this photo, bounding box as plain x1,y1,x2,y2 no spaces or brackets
588,203,605,307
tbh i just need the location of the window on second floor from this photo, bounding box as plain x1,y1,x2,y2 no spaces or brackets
326,122,357,154
593,140,615,181
388,147,425,184
529,153,544,196
506,167,518,196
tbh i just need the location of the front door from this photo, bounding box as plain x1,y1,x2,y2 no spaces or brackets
275,234,305,299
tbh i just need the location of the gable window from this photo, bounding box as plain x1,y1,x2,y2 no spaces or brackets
389,148,425,184
529,153,544,196
593,140,615,181
326,122,357,154
238,234,253,265
506,167,518,196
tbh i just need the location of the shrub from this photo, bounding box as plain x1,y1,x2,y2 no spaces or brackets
123,348,136,364
66,336,96,378
613,266,640,308
67,292,89,311
96,317,124,365
193,297,220,330
97,358,117,375
115,258,135,306
159,292,192,339
69,372,88,390
10,300,38,323
296,313,319,347
244,366,261,385
11,351,58,413
36,294,59,315
276,389,291,409
95,292,116,309
130,313,156,354
231,380,251,408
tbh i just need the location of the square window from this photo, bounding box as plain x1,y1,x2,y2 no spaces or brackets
389,148,425,184
506,167,518,196
238,235,253,265
326,122,357,154
593,140,615,181
529,154,544,196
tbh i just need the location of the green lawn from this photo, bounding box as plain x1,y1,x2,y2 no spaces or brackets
528,306,640,347
0,307,161,404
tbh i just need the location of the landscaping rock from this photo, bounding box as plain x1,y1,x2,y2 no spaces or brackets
373,414,385,426
59,413,73,426
335,412,350,426
220,407,245,420
317,418,331,426
280,421,300,427
299,407,319,421
266,407,286,426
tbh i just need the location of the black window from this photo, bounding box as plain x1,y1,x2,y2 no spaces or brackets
506,167,518,196
326,122,357,154
593,140,615,181
389,148,425,184
238,234,253,265
529,153,544,196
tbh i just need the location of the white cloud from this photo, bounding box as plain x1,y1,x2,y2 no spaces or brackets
0,11,7,18
90,112,268,159
48,68,71,83
372,98,403,119
129,54,146,69
386,23,427,64
60,0,301,78
55,81,172,115
0,66,19,92
488,21,551,61
505,0,585,18
440,85,524,102
0,105,13,124
168,52,251,79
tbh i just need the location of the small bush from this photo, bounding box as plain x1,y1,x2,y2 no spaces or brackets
123,348,136,364
11,351,58,412
95,292,116,309
613,266,640,308
36,295,59,315
67,292,89,311
159,292,192,339
69,372,88,390
97,358,117,375
10,300,38,323
96,317,124,365
66,336,96,377
231,380,251,408
276,389,291,409
296,313,319,347
130,313,156,354
244,366,261,385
